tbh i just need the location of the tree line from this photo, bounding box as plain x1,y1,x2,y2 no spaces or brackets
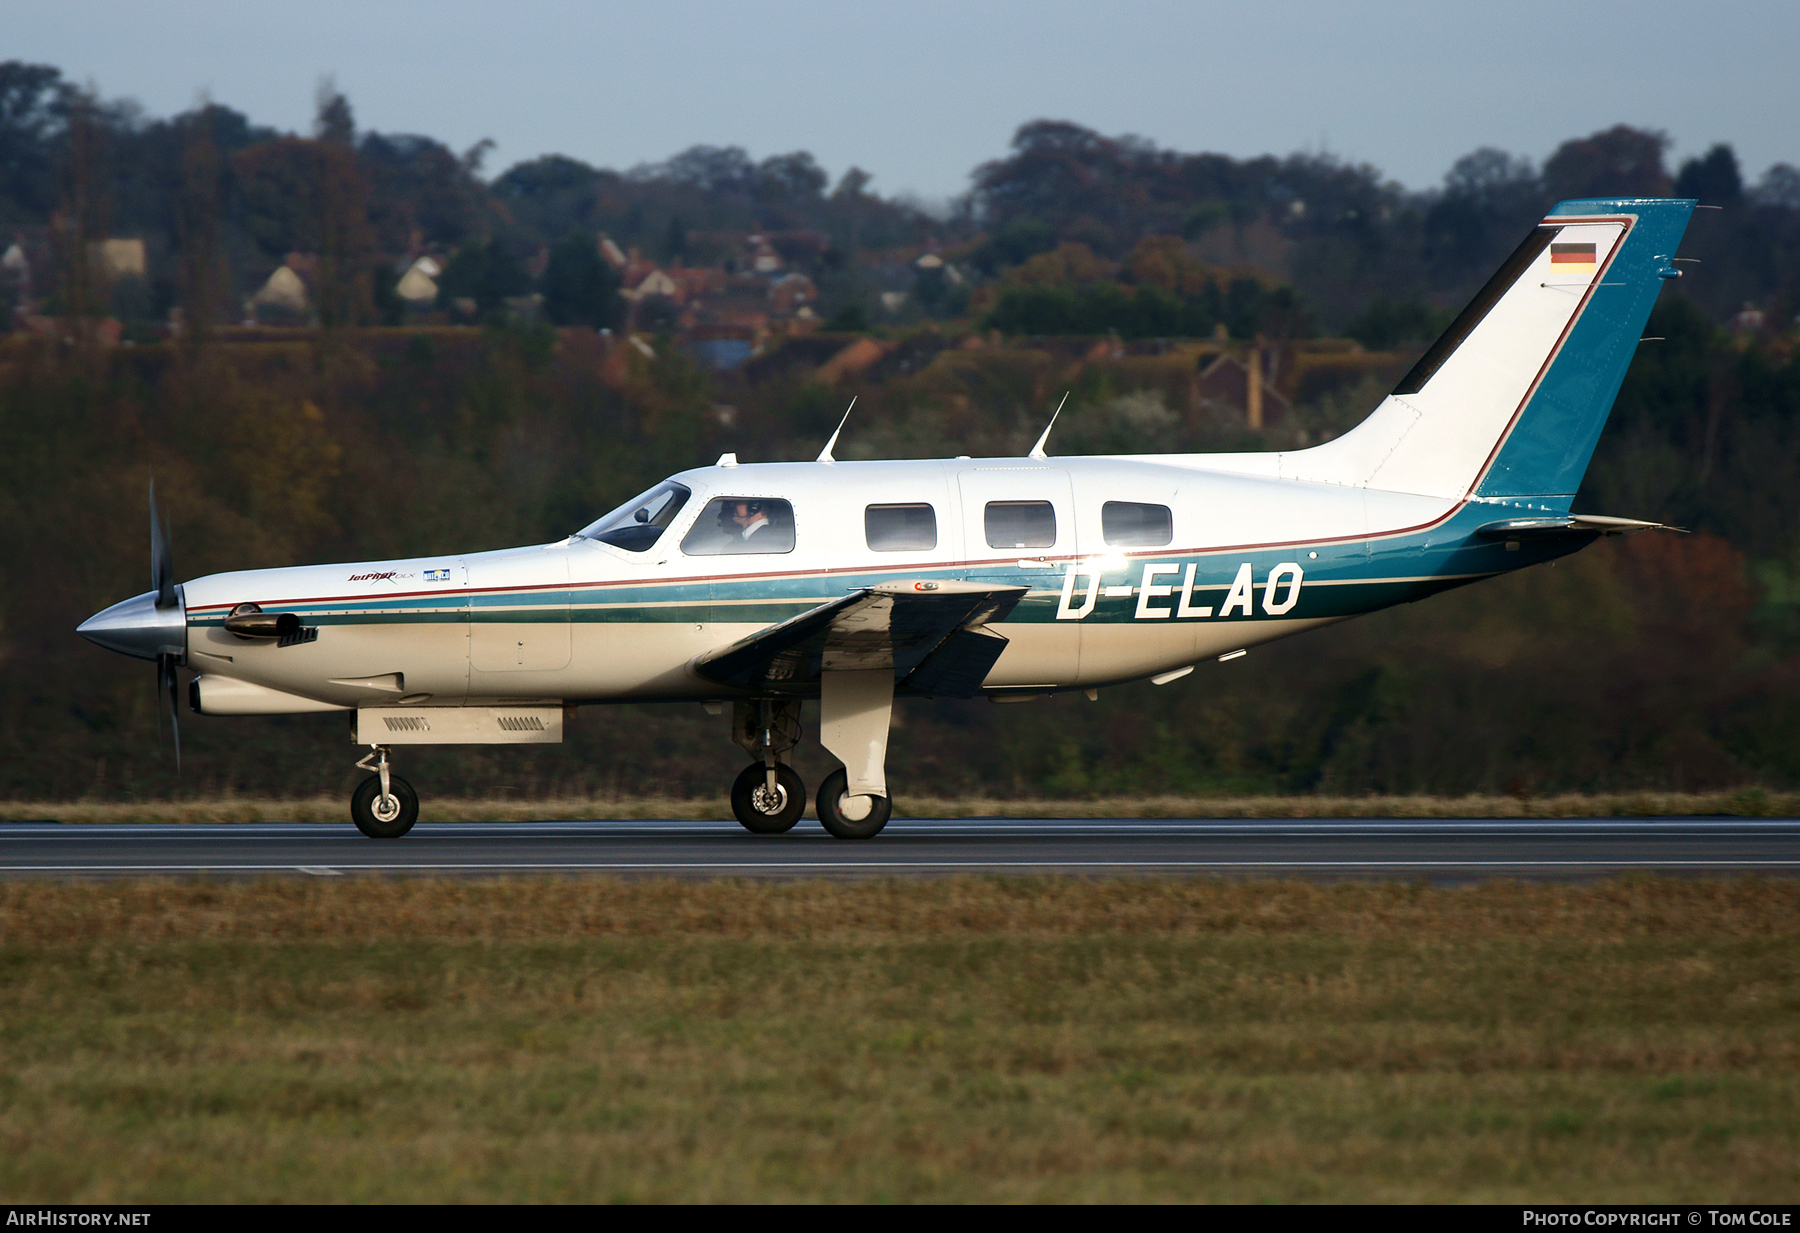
4,62,1798,344
1,60,1799,801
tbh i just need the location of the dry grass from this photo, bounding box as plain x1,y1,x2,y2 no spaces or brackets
0,875,1797,1202
3,786,1795,825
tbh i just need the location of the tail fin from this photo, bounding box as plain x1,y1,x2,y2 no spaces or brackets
1266,198,1694,505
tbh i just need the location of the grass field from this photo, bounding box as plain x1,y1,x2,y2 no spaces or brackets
2,786,1796,824
1,875,1797,1202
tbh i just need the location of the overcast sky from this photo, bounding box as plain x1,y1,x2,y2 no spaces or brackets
12,0,1797,202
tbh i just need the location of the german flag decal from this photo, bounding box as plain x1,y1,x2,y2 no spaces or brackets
1550,242,1598,276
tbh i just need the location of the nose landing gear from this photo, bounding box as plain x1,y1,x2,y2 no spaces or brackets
816,767,891,840
351,745,418,838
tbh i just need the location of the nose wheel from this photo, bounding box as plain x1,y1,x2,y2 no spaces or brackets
816,768,891,840
351,746,418,838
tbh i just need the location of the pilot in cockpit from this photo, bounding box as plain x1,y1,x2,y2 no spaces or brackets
718,499,774,549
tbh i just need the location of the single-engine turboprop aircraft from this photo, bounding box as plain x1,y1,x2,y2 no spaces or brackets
79,197,1695,839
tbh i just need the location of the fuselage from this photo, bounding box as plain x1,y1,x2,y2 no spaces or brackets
170,452,1583,713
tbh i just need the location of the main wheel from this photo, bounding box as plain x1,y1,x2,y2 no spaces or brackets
816,768,891,840
351,773,419,839
730,762,805,834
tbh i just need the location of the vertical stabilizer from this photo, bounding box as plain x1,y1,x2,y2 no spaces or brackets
1197,199,1695,505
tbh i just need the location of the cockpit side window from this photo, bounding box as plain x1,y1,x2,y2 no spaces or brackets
578,481,692,552
1102,501,1173,547
681,497,796,556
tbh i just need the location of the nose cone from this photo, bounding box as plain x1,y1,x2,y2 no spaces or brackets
77,588,187,661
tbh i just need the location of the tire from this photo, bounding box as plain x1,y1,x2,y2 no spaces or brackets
816,768,891,840
730,762,805,834
351,773,419,839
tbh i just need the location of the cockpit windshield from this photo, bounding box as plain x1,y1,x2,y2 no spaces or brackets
577,481,692,552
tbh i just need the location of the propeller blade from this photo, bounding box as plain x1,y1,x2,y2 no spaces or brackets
149,474,176,610
143,477,183,771
158,652,181,773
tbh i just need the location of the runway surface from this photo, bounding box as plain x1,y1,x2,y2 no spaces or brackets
2,816,1799,879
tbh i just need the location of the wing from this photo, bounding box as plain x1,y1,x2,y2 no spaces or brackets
693,579,1027,698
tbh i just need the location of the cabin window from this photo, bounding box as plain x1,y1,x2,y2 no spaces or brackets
984,500,1056,550
681,497,796,555
1102,501,1173,547
865,503,937,552
577,481,692,552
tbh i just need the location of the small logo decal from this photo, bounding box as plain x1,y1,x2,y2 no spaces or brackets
424,569,451,582
348,571,399,583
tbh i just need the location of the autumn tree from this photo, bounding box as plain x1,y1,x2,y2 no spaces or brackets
1543,125,1672,202
175,105,230,343
49,87,108,329
311,84,373,327
542,233,621,329
0,61,74,225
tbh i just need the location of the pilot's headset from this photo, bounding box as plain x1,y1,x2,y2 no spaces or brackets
718,498,762,531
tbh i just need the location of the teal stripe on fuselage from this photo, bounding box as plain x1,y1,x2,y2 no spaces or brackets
184,504,1587,634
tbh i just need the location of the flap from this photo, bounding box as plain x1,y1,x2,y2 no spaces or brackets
694,579,1027,694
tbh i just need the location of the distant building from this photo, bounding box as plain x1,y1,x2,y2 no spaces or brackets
1,242,31,312
90,238,145,279
746,235,783,274
668,266,725,303
768,273,816,315
621,268,678,303
395,256,441,304
683,325,757,370
1194,349,1290,429
245,263,311,323
816,337,895,384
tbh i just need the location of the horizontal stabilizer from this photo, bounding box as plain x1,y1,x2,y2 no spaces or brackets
694,580,1026,694
1475,513,1678,540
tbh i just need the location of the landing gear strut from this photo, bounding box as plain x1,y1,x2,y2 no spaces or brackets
728,700,804,834
351,745,418,839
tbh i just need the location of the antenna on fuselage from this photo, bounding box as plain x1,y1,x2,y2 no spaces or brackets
816,396,856,463
1027,391,1070,460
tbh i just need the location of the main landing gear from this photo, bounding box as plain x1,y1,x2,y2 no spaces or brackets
725,695,893,840
729,700,806,834
351,745,418,839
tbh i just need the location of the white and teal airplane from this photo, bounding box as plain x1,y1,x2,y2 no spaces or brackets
79,197,1694,839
